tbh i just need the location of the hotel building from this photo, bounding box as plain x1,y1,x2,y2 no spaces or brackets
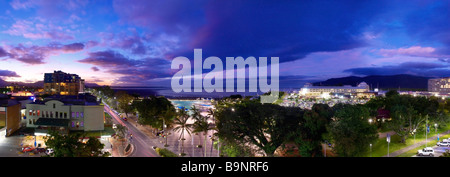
25,94,104,134
428,77,450,93
299,82,372,97
44,70,85,95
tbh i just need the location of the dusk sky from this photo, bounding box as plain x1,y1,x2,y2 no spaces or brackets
1,0,450,90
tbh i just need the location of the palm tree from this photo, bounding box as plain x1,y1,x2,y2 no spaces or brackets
172,107,192,156
191,106,214,157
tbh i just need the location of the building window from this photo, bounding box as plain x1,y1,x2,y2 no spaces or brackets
29,110,32,116
71,121,75,128
72,112,75,118
60,112,63,118
56,111,58,118
53,104,55,109
80,112,84,118
80,121,84,127
64,112,67,118
76,112,79,118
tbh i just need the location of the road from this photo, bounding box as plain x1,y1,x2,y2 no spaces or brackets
104,103,219,157
104,104,159,157
412,145,449,157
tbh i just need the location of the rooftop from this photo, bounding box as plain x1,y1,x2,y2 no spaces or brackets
31,93,99,106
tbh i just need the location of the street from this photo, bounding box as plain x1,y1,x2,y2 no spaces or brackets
104,103,219,157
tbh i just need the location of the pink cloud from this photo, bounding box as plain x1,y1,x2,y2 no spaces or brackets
3,19,74,40
4,42,85,65
378,46,436,57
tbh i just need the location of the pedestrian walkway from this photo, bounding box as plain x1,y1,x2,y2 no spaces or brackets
383,130,450,157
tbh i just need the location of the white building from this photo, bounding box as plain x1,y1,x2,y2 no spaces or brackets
428,77,450,93
299,82,371,97
25,94,104,134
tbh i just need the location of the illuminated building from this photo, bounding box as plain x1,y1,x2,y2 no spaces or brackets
44,70,85,95
25,94,104,135
428,77,450,93
299,82,371,97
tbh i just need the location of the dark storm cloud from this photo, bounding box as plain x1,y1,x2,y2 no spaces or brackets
344,62,450,77
113,0,388,63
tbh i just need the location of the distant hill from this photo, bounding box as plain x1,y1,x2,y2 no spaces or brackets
313,74,432,89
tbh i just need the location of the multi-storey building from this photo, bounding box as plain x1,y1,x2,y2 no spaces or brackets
299,82,371,97
44,70,85,95
0,94,21,137
25,94,104,134
428,77,450,93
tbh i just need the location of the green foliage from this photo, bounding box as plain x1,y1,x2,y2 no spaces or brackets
155,148,178,157
173,108,192,155
44,131,110,157
290,104,332,157
191,106,214,157
216,99,301,157
115,91,134,118
329,104,378,157
132,96,176,129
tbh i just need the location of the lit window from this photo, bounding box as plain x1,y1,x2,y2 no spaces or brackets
76,112,79,118
80,112,84,118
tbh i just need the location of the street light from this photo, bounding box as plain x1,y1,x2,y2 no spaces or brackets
370,144,372,157
435,123,438,135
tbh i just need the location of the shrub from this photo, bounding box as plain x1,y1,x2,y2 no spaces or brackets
155,148,178,157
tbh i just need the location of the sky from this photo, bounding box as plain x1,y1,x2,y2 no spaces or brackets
0,0,450,91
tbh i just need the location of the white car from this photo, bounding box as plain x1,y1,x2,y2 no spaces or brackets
437,141,450,147
46,148,54,155
417,147,434,157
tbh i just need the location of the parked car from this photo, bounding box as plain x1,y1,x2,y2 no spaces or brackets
22,147,35,153
437,141,450,147
123,117,127,121
417,147,434,157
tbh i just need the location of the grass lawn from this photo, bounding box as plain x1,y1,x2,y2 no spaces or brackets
363,123,450,157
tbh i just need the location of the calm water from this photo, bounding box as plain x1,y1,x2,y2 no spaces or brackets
111,86,264,99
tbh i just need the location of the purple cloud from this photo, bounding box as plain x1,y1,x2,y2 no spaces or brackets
0,69,20,77
344,61,450,77
5,42,85,64
78,50,138,67
91,66,100,72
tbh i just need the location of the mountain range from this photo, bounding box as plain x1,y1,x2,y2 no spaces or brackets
312,74,432,89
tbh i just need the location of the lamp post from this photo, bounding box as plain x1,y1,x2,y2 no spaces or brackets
370,144,372,157
435,123,438,135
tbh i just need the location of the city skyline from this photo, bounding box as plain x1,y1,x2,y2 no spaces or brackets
0,0,450,90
